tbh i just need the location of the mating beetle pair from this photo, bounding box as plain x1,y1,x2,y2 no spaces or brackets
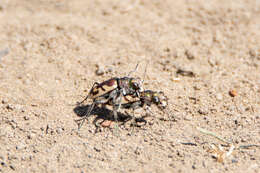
75,65,168,129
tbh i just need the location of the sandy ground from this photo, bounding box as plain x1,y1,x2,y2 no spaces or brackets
0,0,260,172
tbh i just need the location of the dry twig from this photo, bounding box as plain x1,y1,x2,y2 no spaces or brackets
196,127,259,163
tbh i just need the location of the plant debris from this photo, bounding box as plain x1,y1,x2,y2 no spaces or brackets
207,143,235,163
196,127,260,163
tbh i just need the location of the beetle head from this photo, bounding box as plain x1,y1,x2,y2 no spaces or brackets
151,91,168,109
129,77,144,93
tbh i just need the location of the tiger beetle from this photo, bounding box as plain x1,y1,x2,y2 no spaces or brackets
110,89,168,126
75,64,144,129
120,90,168,111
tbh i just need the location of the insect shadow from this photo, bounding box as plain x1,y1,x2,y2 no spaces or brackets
73,104,133,128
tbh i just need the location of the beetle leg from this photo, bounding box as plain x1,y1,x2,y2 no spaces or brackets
76,95,113,129
130,108,137,133
93,118,104,132
76,102,96,129
78,90,118,129
112,107,119,123
101,103,106,109
144,105,153,115
111,88,125,123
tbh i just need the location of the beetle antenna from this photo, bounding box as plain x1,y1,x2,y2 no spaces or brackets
66,95,89,106
127,62,140,77
77,95,89,105
142,61,149,84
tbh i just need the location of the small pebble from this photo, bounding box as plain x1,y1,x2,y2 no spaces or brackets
176,150,184,157
216,93,223,101
241,138,246,142
9,165,15,170
229,90,237,97
148,121,154,125
107,66,114,73
168,155,173,158
23,42,32,51
14,104,23,111
1,98,8,104
198,109,208,115
232,159,238,163
27,133,36,139
172,77,180,82
23,116,29,120
94,147,101,152
184,115,193,121
185,50,195,60
0,48,9,59
16,143,26,150
176,69,195,77
208,58,216,67
56,127,64,134
21,156,26,161
6,104,14,110
134,147,141,155
245,107,250,111
96,66,105,76
193,85,201,90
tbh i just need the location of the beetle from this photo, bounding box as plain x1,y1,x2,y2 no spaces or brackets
99,90,168,127
75,65,144,129
118,90,168,111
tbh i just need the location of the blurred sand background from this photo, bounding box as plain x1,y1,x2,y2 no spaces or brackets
0,0,260,172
